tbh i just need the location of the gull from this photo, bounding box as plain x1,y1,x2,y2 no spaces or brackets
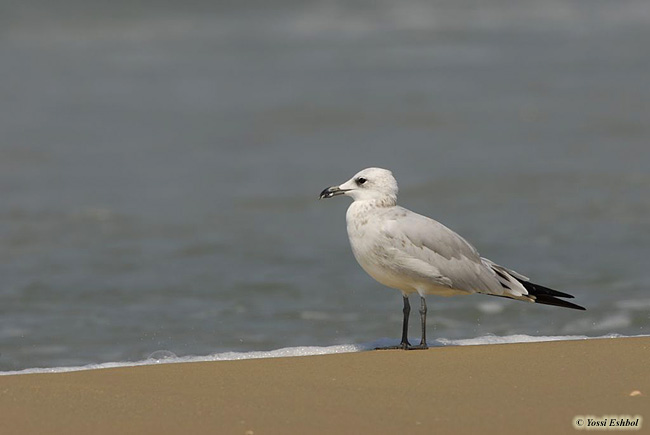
319,167,585,350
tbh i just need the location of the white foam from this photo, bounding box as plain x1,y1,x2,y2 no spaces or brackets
436,333,623,346
616,298,650,310
0,334,641,376
476,301,505,315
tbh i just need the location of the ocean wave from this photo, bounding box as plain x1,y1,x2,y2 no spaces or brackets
1,333,641,376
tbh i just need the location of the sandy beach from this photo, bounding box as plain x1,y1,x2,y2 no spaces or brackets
1,336,647,434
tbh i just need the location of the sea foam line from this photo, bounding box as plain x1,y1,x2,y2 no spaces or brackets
0,333,635,376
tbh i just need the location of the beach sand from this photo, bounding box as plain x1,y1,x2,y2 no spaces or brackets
1,336,647,434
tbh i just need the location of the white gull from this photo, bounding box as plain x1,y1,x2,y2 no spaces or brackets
320,167,585,350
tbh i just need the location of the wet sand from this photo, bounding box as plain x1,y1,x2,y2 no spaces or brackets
1,336,647,434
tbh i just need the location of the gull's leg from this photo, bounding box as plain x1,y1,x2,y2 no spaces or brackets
391,296,429,350
399,295,411,348
376,295,412,350
413,296,429,349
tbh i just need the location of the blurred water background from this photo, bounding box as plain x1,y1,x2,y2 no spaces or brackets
1,0,649,371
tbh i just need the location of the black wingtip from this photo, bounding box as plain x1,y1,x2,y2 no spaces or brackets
516,278,586,310
533,294,586,311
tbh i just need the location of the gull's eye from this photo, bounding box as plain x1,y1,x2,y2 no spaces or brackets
356,177,367,185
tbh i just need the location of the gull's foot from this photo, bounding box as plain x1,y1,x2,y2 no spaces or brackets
375,341,410,350
375,342,429,350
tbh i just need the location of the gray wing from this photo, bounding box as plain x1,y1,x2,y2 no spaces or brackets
380,207,525,296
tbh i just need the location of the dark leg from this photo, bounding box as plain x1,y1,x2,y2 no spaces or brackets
376,295,428,350
413,297,429,349
399,295,411,348
396,296,430,350
376,295,411,350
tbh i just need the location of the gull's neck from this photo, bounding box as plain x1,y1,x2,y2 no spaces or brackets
346,197,397,232
350,196,397,211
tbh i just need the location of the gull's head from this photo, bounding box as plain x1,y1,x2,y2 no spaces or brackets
319,167,398,205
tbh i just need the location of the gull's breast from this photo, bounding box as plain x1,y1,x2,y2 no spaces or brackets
345,206,417,292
